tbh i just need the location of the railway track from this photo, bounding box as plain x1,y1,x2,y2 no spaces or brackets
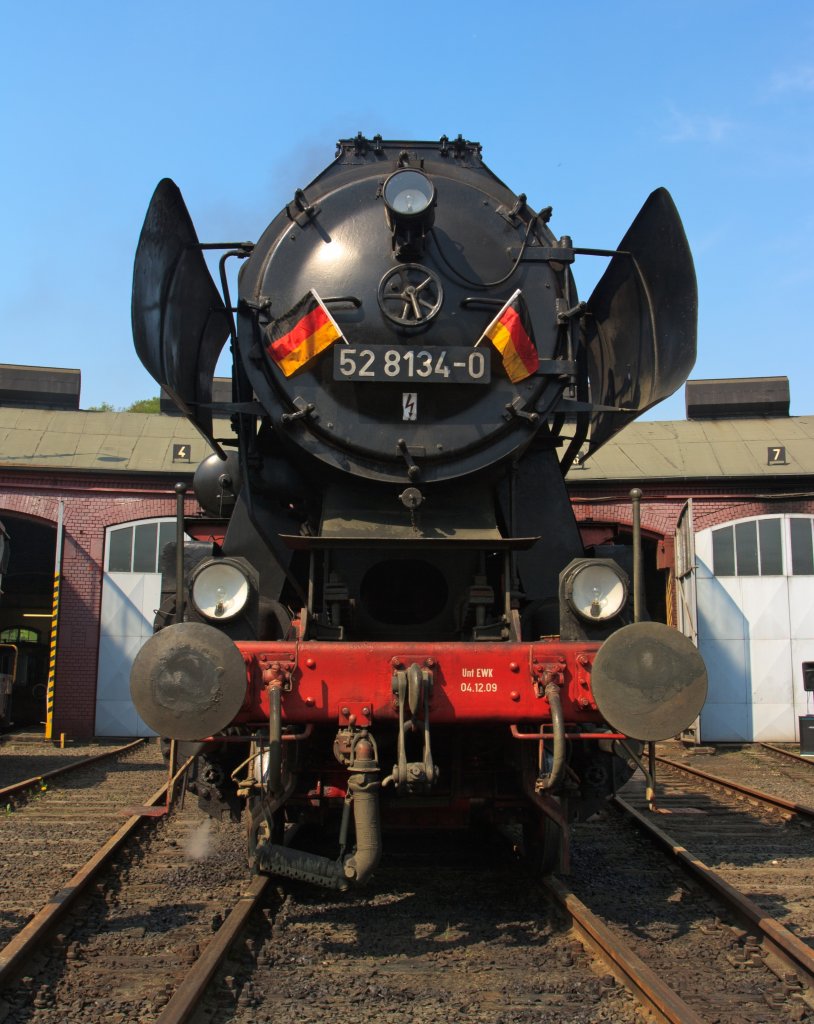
185,743,811,1024
760,742,814,769
4,819,609,1023
1,810,664,1023
568,810,813,1023
0,741,169,952
0,739,146,804
561,741,814,1022
167,803,814,1024
0,798,250,1022
159,807,814,1024
631,745,814,945
658,740,814,816
4,742,814,1021
188,830,648,1024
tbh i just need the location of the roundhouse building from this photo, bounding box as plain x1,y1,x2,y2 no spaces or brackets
0,365,229,738
1,365,811,744
571,376,814,744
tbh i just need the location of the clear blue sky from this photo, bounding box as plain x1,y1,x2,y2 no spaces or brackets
3,1,813,420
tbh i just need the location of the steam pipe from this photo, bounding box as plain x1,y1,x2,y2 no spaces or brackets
267,683,283,798
255,744,382,889
536,682,566,792
341,771,382,883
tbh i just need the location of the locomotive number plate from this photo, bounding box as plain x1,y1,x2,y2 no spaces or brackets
334,346,490,384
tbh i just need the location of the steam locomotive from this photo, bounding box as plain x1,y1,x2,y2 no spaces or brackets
130,135,707,887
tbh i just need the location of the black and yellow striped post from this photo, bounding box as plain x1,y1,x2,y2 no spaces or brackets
43,572,59,740
44,499,64,742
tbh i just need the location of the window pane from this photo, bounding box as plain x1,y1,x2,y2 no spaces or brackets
735,520,759,576
0,627,37,643
758,519,783,575
108,527,133,572
712,527,735,576
158,522,175,574
791,518,814,575
133,523,158,573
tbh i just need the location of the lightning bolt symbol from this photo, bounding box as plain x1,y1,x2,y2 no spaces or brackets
403,394,417,420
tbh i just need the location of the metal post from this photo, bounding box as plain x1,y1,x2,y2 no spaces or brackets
166,738,177,812
174,483,187,624
646,741,657,811
630,487,657,809
44,499,64,742
630,488,643,624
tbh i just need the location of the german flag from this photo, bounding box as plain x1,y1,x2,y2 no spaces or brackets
266,290,343,377
476,289,539,383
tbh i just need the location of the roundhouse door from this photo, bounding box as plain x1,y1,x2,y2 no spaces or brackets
675,500,698,642
94,519,175,737
694,514,814,741
675,500,702,742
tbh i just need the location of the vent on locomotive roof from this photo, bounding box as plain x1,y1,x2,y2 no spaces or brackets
0,364,81,410
685,376,790,420
159,377,232,416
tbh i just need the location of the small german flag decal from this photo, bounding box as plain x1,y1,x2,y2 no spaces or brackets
476,288,539,383
266,290,344,377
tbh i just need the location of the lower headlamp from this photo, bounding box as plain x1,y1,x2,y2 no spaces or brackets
563,559,628,623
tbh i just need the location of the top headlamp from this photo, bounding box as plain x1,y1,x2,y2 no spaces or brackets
383,169,436,249
383,169,435,217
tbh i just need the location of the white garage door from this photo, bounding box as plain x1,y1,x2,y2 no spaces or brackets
95,519,176,737
695,514,814,742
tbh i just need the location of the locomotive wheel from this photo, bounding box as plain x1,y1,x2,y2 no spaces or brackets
247,799,275,867
246,788,291,867
523,811,566,875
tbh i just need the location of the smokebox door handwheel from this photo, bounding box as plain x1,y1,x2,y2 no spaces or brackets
377,264,443,326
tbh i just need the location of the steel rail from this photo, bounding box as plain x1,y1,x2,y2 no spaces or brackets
759,741,814,766
155,873,271,1024
542,875,705,1024
0,755,193,988
614,795,814,990
0,738,146,802
655,754,814,819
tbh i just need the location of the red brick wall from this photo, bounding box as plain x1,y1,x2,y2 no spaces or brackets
0,470,199,739
570,483,814,538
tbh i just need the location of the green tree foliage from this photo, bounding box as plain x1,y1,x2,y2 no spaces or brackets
86,398,160,413
125,397,161,413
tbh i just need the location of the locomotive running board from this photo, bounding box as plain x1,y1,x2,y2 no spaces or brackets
132,178,233,449
581,187,697,452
